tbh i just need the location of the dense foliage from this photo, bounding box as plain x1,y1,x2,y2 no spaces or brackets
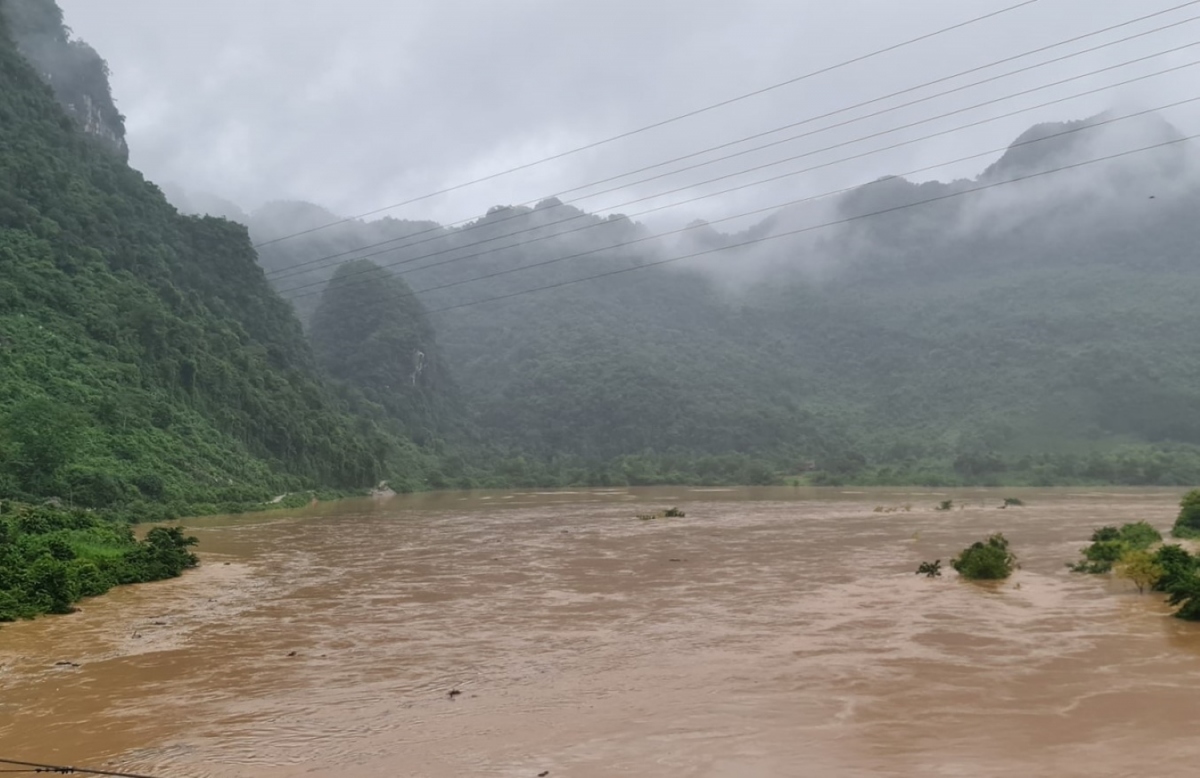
951,533,1016,580
1171,489,1200,538
0,1,401,512
310,259,460,445
1156,544,1200,621
1070,522,1164,574
0,502,197,620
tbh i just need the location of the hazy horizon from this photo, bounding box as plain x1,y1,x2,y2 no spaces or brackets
55,0,1200,230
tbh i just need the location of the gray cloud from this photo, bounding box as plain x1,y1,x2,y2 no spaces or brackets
58,0,1200,229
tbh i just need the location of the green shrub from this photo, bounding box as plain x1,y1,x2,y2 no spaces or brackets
952,533,1016,580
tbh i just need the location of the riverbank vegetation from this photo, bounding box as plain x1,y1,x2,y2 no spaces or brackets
0,503,197,621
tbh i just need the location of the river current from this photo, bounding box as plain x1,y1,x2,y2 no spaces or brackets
2,487,1198,777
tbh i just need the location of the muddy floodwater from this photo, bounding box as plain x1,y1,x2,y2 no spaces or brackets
2,487,1200,777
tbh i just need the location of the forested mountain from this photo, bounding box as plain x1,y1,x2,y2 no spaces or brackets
249,112,1200,485
8,0,1199,496
310,259,461,446
0,0,421,513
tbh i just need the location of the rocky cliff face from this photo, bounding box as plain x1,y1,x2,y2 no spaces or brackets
1,0,129,160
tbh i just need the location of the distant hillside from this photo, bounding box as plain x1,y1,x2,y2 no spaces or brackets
310,259,462,445
253,111,1200,485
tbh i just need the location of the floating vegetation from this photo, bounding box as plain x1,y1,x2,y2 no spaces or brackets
638,507,686,521
916,559,942,578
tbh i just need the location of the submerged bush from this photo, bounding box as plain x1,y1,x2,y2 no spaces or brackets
952,533,1016,580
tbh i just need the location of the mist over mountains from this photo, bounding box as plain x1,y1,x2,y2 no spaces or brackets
5,0,1200,501
169,107,1200,483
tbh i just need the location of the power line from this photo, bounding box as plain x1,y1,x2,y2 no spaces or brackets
276,50,1200,301
302,99,1197,321
0,759,165,778
263,0,1200,281
275,52,1200,300
423,133,1196,316
282,68,1199,304
251,0,1041,248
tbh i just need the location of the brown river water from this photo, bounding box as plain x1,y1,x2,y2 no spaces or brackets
2,487,1200,777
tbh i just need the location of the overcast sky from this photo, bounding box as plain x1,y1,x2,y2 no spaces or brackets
56,0,1200,229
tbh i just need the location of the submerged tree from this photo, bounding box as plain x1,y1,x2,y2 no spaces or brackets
1115,549,1164,594
952,533,1016,580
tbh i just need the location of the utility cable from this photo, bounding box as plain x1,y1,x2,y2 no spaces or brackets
275,52,1200,301
422,132,1197,316
251,0,1041,248
263,1,1200,281
293,100,1198,320
275,55,1200,298
0,759,164,778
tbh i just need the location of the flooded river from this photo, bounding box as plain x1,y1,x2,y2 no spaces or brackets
2,487,1199,777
